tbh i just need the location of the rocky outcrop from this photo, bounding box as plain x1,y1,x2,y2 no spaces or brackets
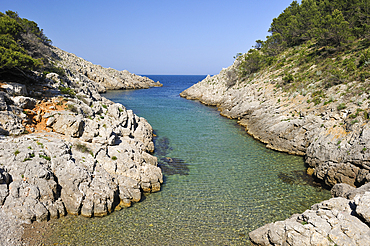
180,60,370,245
249,184,370,246
180,61,370,188
52,47,162,91
0,46,163,225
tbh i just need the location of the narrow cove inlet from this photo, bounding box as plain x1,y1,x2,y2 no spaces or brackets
42,75,331,245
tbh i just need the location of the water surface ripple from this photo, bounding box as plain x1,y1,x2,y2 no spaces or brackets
46,75,330,245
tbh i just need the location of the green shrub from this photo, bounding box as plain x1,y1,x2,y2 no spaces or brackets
337,103,346,110
359,71,370,81
111,156,117,160
364,111,369,120
283,74,294,84
358,51,370,68
66,103,79,113
59,86,76,97
39,154,51,161
312,97,321,105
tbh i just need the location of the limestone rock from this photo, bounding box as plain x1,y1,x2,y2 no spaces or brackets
0,82,27,96
51,112,84,137
0,45,162,225
249,196,370,246
52,47,162,90
12,96,37,109
331,183,356,198
354,192,370,224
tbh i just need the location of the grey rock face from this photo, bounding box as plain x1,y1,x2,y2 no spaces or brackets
0,82,28,96
180,60,370,245
0,128,161,222
0,46,163,224
180,61,370,188
52,47,162,91
12,96,37,109
249,195,370,246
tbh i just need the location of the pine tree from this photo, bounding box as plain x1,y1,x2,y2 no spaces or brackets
316,9,352,47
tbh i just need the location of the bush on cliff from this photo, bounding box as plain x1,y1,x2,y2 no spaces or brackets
0,11,61,81
236,0,370,97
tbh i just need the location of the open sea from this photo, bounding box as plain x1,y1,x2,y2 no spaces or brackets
44,75,331,245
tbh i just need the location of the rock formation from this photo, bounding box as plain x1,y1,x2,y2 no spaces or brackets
0,47,163,224
249,184,370,246
52,47,162,91
180,60,370,245
181,61,370,188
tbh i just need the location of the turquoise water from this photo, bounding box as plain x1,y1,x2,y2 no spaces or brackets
46,75,330,245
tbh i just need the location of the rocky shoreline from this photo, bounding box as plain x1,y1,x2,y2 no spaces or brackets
180,61,370,245
0,47,163,245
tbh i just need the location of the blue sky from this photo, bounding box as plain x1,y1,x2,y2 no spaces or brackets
1,0,297,75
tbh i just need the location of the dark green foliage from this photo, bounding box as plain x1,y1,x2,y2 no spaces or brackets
316,9,353,47
39,154,51,161
268,0,368,49
283,74,294,84
337,103,346,110
0,10,59,81
358,50,370,68
235,0,370,95
359,71,370,81
238,49,265,77
59,86,76,97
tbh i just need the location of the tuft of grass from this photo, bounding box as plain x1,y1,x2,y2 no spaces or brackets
59,86,76,97
14,150,20,156
75,143,94,157
111,156,117,160
39,154,51,161
66,104,79,113
337,103,346,110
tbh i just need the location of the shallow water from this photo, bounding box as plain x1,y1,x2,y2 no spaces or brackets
45,75,330,245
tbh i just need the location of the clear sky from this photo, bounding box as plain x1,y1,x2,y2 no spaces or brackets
1,0,297,75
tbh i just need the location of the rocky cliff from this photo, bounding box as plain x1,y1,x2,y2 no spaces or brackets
180,57,370,245
181,60,370,188
52,47,162,91
0,46,163,244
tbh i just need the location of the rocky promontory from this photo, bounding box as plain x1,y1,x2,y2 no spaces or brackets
180,56,370,244
52,47,163,91
0,47,163,245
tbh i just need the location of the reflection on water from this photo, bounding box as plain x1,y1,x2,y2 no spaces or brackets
42,75,331,245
